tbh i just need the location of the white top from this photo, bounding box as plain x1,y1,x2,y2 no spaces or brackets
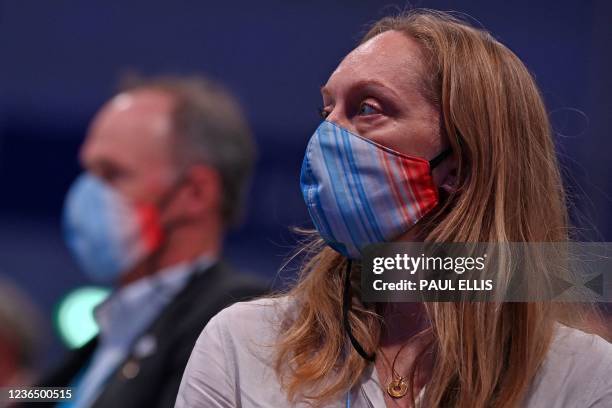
176,296,612,407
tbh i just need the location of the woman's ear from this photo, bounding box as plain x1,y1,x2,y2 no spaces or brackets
434,154,459,194
440,167,458,194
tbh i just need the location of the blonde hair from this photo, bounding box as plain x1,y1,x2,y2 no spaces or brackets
274,9,594,407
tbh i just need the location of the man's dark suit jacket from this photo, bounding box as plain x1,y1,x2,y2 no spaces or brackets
32,261,269,408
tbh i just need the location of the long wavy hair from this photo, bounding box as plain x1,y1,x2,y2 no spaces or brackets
274,9,595,407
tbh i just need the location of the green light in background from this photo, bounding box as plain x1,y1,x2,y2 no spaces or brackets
54,286,110,349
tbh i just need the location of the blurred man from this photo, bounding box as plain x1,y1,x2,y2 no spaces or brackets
38,76,267,408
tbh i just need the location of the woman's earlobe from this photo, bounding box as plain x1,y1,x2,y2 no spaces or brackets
440,167,458,193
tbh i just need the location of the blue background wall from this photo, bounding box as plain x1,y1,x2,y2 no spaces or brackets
0,0,611,368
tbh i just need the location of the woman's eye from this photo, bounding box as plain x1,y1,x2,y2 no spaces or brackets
358,102,379,116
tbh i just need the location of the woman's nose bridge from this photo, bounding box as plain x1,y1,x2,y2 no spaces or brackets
325,106,354,134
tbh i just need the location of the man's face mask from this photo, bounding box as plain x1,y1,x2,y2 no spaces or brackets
62,173,180,284
300,120,451,259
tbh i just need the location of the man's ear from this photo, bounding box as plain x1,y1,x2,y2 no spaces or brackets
182,164,222,217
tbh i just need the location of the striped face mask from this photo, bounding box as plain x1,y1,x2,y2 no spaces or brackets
300,120,451,259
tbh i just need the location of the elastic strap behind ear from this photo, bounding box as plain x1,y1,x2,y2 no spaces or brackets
342,260,376,362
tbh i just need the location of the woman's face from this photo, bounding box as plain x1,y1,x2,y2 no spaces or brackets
321,30,448,174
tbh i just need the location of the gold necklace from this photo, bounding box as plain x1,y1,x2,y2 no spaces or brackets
387,377,409,399
379,342,411,399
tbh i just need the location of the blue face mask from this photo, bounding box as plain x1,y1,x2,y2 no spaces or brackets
300,121,451,259
62,174,164,284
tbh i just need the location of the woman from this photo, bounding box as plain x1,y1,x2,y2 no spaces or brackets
176,9,612,408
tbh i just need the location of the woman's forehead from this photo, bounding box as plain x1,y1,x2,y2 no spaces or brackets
325,30,425,95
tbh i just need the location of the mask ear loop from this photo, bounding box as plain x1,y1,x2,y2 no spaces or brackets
138,170,192,284
428,148,453,169
343,260,376,362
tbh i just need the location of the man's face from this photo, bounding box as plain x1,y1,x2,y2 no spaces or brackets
80,89,178,205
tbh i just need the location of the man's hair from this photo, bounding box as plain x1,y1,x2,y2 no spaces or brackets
120,75,256,226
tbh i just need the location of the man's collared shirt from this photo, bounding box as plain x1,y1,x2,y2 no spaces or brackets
64,253,215,408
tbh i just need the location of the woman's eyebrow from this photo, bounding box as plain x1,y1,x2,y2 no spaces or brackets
321,79,401,100
350,79,401,99
350,79,403,115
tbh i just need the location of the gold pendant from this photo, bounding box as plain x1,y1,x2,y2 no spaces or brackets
387,377,408,398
